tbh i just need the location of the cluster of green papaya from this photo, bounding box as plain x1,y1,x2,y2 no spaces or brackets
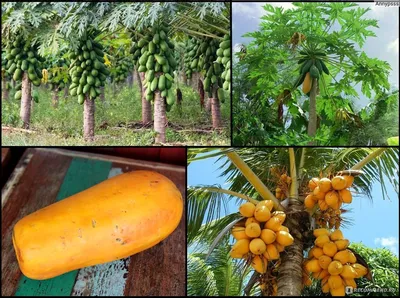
45,57,70,91
183,37,201,79
4,35,44,87
132,23,177,108
110,53,135,83
129,30,143,67
295,49,329,89
199,37,224,99
67,29,108,104
1,51,12,90
216,35,231,92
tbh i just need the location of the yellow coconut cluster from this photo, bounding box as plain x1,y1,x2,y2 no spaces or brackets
304,175,354,211
275,174,292,200
303,229,368,296
230,200,294,274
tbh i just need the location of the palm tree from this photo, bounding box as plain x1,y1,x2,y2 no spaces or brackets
188,147,399,296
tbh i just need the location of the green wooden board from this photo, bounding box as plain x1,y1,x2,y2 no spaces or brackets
14,158,112,296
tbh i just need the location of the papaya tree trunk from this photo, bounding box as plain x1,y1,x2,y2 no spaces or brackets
198,78,205,110
52,88,59,108
139,72,152,125
307,78,318,144
20,73,32,129
83,97,95,142
154,91,166,143
64,86,69,98
210,88,222,128
2,78,9,100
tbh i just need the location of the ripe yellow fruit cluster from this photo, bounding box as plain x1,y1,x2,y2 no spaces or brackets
303,229,368,296
275,173,292,200
305,175,354,211
230,200,294,274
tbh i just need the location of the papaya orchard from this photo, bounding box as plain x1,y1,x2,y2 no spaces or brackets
1,2,230,145
187,147,399,296
233,2,398,146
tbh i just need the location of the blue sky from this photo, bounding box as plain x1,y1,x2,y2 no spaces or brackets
232,2,399,111
188,151,399,256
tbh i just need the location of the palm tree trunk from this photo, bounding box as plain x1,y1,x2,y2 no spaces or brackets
2,78,9,100
83,96,95,142
277,200,305,296
139,72,152,125
52,88,59,108
20,73,32,129
307,78,318,144
154,91,166,143
211,88,222,128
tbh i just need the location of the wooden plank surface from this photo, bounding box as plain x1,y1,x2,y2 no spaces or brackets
1,148,186,296
1,148,11,167
1,149,72,296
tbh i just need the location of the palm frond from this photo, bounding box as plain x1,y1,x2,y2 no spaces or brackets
187,185,233,246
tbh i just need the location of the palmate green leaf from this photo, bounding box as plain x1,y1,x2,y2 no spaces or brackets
235,2,393,145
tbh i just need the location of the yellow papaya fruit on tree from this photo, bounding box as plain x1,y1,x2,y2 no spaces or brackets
302,72,312,94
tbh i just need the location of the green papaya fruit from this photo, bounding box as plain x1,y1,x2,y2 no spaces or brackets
14,90,22,100
78,94,85,104
310,65,320,79
165,73,174,81
158,75,166,91
219,40,230,50
13,69,23,81
87,75,95,86
150,77,158,92
166,88,175,105
217,88,225,103
70,87,77,96
83,84,90,94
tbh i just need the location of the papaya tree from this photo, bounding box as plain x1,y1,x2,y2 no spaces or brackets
1,2,55,128
188,147,399,296
234,2,394,145
173,2,231,128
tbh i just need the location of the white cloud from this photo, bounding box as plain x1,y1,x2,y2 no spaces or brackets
374,237,399,255
232,2,265,20
269,2,295,11
387,38,399,54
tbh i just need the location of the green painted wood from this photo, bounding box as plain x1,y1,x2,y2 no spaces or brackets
14,157,112,296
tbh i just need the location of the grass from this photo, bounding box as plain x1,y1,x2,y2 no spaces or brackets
1,82,231,146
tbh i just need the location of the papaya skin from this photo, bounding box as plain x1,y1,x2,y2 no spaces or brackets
12,170,183,280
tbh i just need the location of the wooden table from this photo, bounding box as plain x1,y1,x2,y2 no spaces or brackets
1,148,186,296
